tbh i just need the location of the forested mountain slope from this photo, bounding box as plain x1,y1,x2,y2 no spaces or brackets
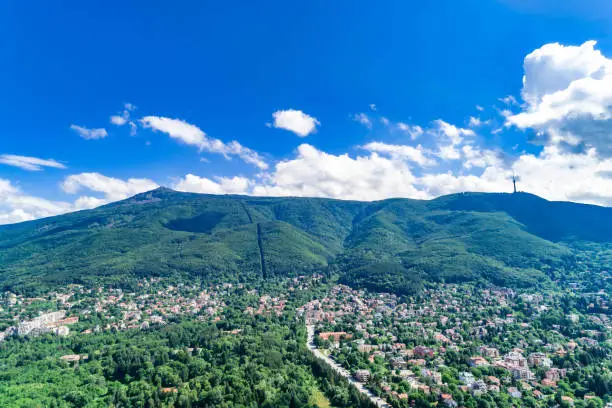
0,188,610,294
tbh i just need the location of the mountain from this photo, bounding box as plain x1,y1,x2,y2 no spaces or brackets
0,188,610,295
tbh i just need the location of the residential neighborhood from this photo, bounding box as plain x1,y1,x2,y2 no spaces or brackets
299,284,611,407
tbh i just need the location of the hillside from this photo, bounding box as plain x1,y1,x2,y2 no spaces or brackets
0,188,609,295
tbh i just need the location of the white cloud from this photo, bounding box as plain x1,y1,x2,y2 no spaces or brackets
499,95,519,106
110,115,128,126
461,145,502,169
507,40,612,154
437,145,462,160
251,144,425,201
0,178,72,224
171,142,612,205
0,154,66,171
62,172,158,202
420,145,612,206
369,104,377,111
129,121,137,136
434,119,475,145
73,196,108,210
110,103,137,134
468,116,489,127
352,113,372,129
5,135,612,225
110,102,138,136
397,122,424,139
271,109,320,137
70,125,108,140
380,117,390,126
432,119,476,161
140,116,268,169
173,174,251,195
0,173,160,225
362,142,435,166
476,105,484,111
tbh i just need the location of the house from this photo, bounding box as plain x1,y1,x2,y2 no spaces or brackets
358,344,378,353
545,368,567,381
441,394,458,408
528,352,552,368
470,380,488,396
459,372,475,386
510,367,535,381
400,370,414,378
422,369,442,385
486,376,500,385
60,354,87,362
479,346,500,358
469,356,489,367
507,387,522,398
390,356,407,369
318,332,353,342
487,383,500,393
354,369,371,382
413,345,435,358
504,351,528,368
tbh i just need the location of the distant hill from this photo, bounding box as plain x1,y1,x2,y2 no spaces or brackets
0,188,610,295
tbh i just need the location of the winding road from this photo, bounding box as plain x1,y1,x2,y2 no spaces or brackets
306,325,391,408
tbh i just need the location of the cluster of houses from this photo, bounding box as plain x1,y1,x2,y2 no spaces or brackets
0,310,78,341
0,280,229,339
299,284,609,406
0,274,326,341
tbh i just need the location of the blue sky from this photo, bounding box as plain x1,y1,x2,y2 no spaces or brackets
3,0,612,224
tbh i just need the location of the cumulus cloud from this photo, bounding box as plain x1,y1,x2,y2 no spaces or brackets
362,141,435,166
253,144,426,201
0,154,66,171
62,172,159,202
421,145,612,206
70,125,108,140
0,173,160,225
110,115,128,126
5,139,612,225
352,113,372,129
270,109,320,137
253,143,612,205
397,122,424,139
434,119,475,145
507,40,612,155
173,174,251,195
0,178,72,224
140,116,268,169
431,119,476,161
461,145,502,169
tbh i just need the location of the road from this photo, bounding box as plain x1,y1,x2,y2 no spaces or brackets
306,325,391,408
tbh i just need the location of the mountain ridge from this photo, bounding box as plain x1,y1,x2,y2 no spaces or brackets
0,189,609,295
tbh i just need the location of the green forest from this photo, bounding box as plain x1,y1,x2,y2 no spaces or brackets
1,189,611,296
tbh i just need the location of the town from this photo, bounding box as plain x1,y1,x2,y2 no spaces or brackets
299,284,611,407
0,276,610,407
0,275,321,342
